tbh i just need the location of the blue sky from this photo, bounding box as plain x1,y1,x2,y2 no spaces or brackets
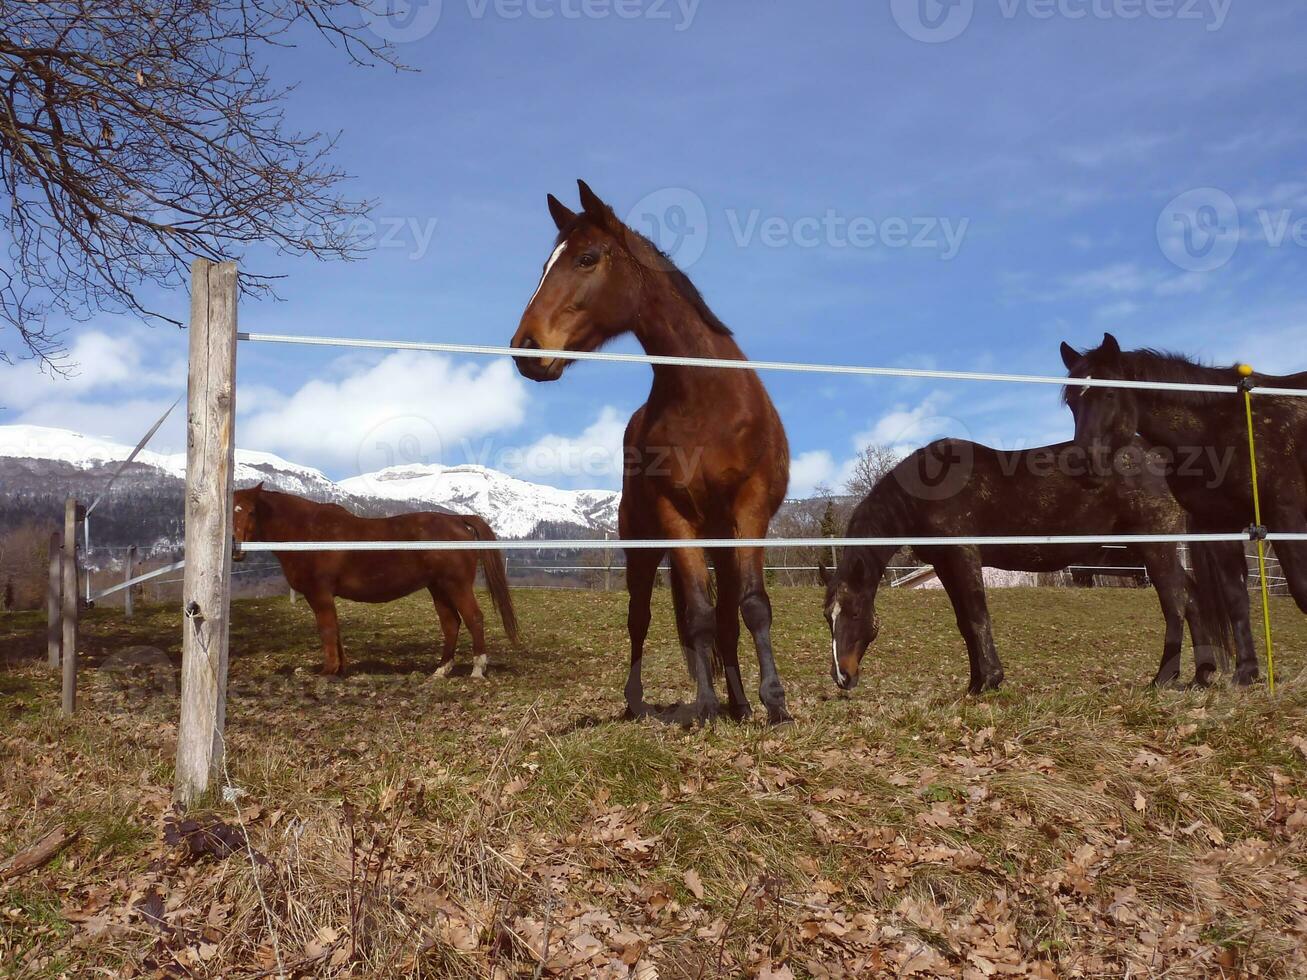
4,0,1307,495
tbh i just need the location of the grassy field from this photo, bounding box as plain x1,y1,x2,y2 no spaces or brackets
2,585,1306,978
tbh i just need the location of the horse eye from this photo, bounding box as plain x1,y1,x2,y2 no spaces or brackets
577,252,598,269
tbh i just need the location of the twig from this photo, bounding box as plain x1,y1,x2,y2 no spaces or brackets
533,879,556,980
0,825,79,881
709,880,758,978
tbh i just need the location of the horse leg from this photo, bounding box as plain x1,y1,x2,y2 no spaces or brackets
429,589,461,678
623,547,664,719
734,544,791,724
1267,507,1307,614
731,489,791,725
711,548,751,722
933,550,1004,695
451,584,488,679
306,592,345,676
654,503,720,725
1140,545,1190,688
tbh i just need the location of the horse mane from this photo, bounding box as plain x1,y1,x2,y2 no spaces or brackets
1062,347,1236,407
844,463,922,581
557,214,733,337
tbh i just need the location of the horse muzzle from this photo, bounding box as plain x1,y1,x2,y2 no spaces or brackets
831,664,860,691
513,354,568,382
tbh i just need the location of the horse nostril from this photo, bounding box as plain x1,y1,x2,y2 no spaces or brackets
519,336,540,351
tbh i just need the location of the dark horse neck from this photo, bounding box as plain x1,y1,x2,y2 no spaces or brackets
844,483,919,598
1120,351,1242,448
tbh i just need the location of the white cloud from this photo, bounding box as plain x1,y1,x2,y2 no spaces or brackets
4,328,184,412
788,450,838,498
240,352,529,475
504,406,628,487
852,395,957,455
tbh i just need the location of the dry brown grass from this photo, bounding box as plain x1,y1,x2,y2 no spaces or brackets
2,585,1306,978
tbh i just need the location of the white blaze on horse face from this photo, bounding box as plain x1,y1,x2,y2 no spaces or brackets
1080,374,1092,397
830,601,845,685
528,241,568,308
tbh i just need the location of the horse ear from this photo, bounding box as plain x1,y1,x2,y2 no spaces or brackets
1101,333,1122,358
1060,341,1080,370
818,561,831,586
253,481,264,494
577,179,608,218
547,193,576,232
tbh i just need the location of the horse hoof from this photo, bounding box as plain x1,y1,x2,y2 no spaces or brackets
766,707,794,728
624,701,656,721
471,670,486,680
1233,668,1260,687
433,663,454,679
727,701,754,723
668,701,719,728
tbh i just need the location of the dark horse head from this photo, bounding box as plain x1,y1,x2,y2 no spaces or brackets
1060,333,1140,476
818,554,882,690
510,179,730,382
231,482,266,560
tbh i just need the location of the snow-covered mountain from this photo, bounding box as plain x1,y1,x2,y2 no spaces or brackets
0,424,620,541
0,425,345,501
341,463,620,539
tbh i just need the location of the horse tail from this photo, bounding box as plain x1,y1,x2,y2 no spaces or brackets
465,517,520,647
1191,540,1236,674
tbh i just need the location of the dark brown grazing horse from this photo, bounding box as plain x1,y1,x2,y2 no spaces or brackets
232,484,519,677
509,180,792,725
820,437,1229,694
1062,333,1307,685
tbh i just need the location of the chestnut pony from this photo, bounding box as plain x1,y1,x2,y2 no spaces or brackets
232,484,519,677
510,181,792,725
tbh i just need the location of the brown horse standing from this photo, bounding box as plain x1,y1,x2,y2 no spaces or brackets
232,484,519,677
510,181,792,725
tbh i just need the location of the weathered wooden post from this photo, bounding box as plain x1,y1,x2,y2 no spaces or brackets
124,546,137,619
175,259,239,806
47,531,62,669
61,500,78,715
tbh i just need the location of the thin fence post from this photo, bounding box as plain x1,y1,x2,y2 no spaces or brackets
1239,365,1276,694
604,532,611,591
124,546,137,619
176,259,239,806
62,499,78,716
47,531,62,669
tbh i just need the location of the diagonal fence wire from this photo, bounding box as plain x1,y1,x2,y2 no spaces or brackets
237,332,1307,397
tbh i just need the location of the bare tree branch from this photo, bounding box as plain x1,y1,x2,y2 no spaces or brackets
0,1,407,366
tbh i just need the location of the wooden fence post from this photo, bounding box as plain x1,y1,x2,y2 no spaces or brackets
175,259,239,806
124,546,137,619
47,531,62,669
62,500,78,715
